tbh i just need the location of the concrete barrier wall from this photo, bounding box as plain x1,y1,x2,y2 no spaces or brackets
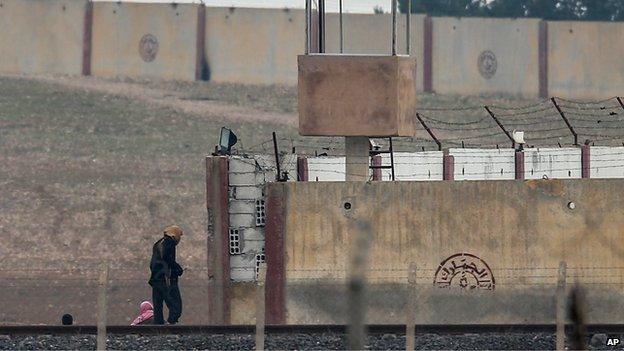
308,157,346,181
91,2,199,80
591,147,624,178
271,179,624,323
3,3,624,97
205,7,305,85
432,17,541,97
524,148,581,179
0,0,87,75
380,151,443,180
548,21,624,99
451,148,515,180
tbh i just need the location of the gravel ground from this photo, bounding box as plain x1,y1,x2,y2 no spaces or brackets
1,332,623,350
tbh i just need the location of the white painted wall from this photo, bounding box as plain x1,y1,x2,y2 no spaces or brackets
380,151,444,181
226,147,624,280
308,157,347,182
304,148,613,182
450,148,515,180
524,148,581,179
591,147,624,179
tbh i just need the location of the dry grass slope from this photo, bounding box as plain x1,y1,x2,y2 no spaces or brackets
0,76,299,272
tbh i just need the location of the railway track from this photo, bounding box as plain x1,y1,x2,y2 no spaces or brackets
2,324,624,335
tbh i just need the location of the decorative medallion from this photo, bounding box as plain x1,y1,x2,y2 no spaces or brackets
139,34,158,62
434,253,495,290
477,50,497,79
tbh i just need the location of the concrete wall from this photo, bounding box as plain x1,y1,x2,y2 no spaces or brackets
451,148,515,180
274,179,624,324
205,7,304,85
3,3,624,99
0,0,87,75
432,17,541,97
306,148,592,182
308,157,346,181
91,2,199,80
591,147,624,178
380,151,443,181
549,21,624,99
524,148,581,179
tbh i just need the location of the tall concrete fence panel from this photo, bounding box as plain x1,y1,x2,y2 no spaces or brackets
548,21,624,99
91,2,200,80
0,0,87,75
205,7,305,85
432,17,541,97
265,180,624,324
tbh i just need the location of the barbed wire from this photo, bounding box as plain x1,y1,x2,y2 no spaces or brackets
225,96,624,165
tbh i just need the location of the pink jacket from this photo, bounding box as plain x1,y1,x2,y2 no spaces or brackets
131,301,154,326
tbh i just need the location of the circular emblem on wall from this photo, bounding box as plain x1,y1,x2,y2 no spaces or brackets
139,34,159,62
434,253,495,290
477,50,497,79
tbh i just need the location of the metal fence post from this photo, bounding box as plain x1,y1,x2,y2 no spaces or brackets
348,219,373,350
97,262,109,351
406,262,417,351
256,263,267,351
556,261,567,351
391,0,397,55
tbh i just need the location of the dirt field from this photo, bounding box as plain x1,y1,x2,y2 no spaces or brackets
0,75,302,273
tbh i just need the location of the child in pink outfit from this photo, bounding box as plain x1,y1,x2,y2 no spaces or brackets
131,301,154,326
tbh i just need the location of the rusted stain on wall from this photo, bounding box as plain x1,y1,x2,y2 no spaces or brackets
525,179,566,197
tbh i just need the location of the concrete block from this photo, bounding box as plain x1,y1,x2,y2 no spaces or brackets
241,239,264,254
228,200,255,215
229,213,255,228
230,186,263,200
230,254,257,282
298,55,417,137
230,267,255,282
229,157,258,174
240,227,264,241
229,172,266,186
230,253,256,269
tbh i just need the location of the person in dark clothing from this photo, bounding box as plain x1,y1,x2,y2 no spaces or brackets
149,225,184,325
